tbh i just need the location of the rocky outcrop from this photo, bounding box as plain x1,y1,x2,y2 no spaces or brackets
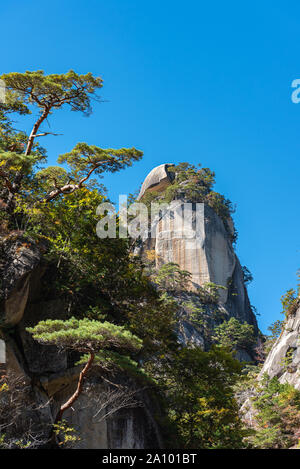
0,339,5,363
153,202,236,300
0,164,260,447
0,234,44,326
136,165,258,351
0,234,162,449
61,383,162,449
137,163,174,200
259,304,300,390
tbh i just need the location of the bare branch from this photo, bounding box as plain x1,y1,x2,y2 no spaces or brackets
32,132,62,138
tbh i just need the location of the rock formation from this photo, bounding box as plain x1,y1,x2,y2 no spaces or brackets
137,164,258,354
137,163,174,200
0,164,260,448
0,235,161,449
259,303,300,390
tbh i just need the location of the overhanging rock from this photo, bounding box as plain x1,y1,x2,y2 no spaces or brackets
137,163,174,200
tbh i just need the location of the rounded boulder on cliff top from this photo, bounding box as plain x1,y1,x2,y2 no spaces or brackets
137,163,174,200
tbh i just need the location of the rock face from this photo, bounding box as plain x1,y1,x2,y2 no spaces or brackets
0,339,5,363
0,165,259,448
259,304,300,390
0,234,44,326
137,165,258,347
137,163,174,200
154,202,235,300
0,235,161,449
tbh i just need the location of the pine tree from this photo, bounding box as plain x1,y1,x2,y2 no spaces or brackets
27,317,142,423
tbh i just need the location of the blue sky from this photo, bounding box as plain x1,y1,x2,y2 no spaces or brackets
2,0,300,332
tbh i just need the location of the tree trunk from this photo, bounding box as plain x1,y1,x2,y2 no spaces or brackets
5,107,51,213
54,352,95,424
25,107,50,156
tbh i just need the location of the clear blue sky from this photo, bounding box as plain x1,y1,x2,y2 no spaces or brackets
2,0,300,333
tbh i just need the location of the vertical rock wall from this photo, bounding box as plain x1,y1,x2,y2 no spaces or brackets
0,236,161,449
137,165,258,333
259,304,300,390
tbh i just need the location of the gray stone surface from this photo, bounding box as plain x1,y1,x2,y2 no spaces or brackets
0,235,43,326
0,163,260,447
148,201,237,299
0,339,5,363
177,319,205,349
47,376,161,449
137,163,174,200
259,304,300,389
137,180,257,334
0,234,163,448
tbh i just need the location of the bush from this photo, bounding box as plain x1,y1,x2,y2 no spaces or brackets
212,317,256,352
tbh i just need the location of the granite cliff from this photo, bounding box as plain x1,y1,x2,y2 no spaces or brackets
0,164,260,448
136,164,258,357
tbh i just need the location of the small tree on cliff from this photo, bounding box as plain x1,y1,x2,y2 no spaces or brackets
0,70,142,217
212,317,255,352
26,318,143,424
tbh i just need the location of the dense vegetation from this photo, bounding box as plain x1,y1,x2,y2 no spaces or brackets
0,70,299,450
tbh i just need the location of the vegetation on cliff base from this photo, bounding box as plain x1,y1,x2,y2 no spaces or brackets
212,317,256,353
152,346,246,449
241,373,300,449
0,69,289,450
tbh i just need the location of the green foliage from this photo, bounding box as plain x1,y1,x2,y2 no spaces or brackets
152,262,192,292
0,435,32,449
58,143,142,179
1,70,103,115
26,317,142,354
0,434,5,448
267,319,284,340
212,317,256,352
154,346,245,449
20,184,177,356
197,281,227,304
165,163,216,202
35,166,69,192
248,376,300,449
0,69,142,218
242,265,254,285
263,319,284,354
77,350,151,383
53,420,80,447
280,288,299,319
142,162,236,240
126,293,178,354
149,264,230,347
280,347,296,372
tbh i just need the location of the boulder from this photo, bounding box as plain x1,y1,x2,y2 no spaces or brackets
0,234,44,326
137,163,174,200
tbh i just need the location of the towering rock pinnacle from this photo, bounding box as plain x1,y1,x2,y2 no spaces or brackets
137,164,258,353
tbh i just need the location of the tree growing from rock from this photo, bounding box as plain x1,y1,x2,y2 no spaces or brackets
0,70,142,218
26,317,143,424
212,317,256,353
